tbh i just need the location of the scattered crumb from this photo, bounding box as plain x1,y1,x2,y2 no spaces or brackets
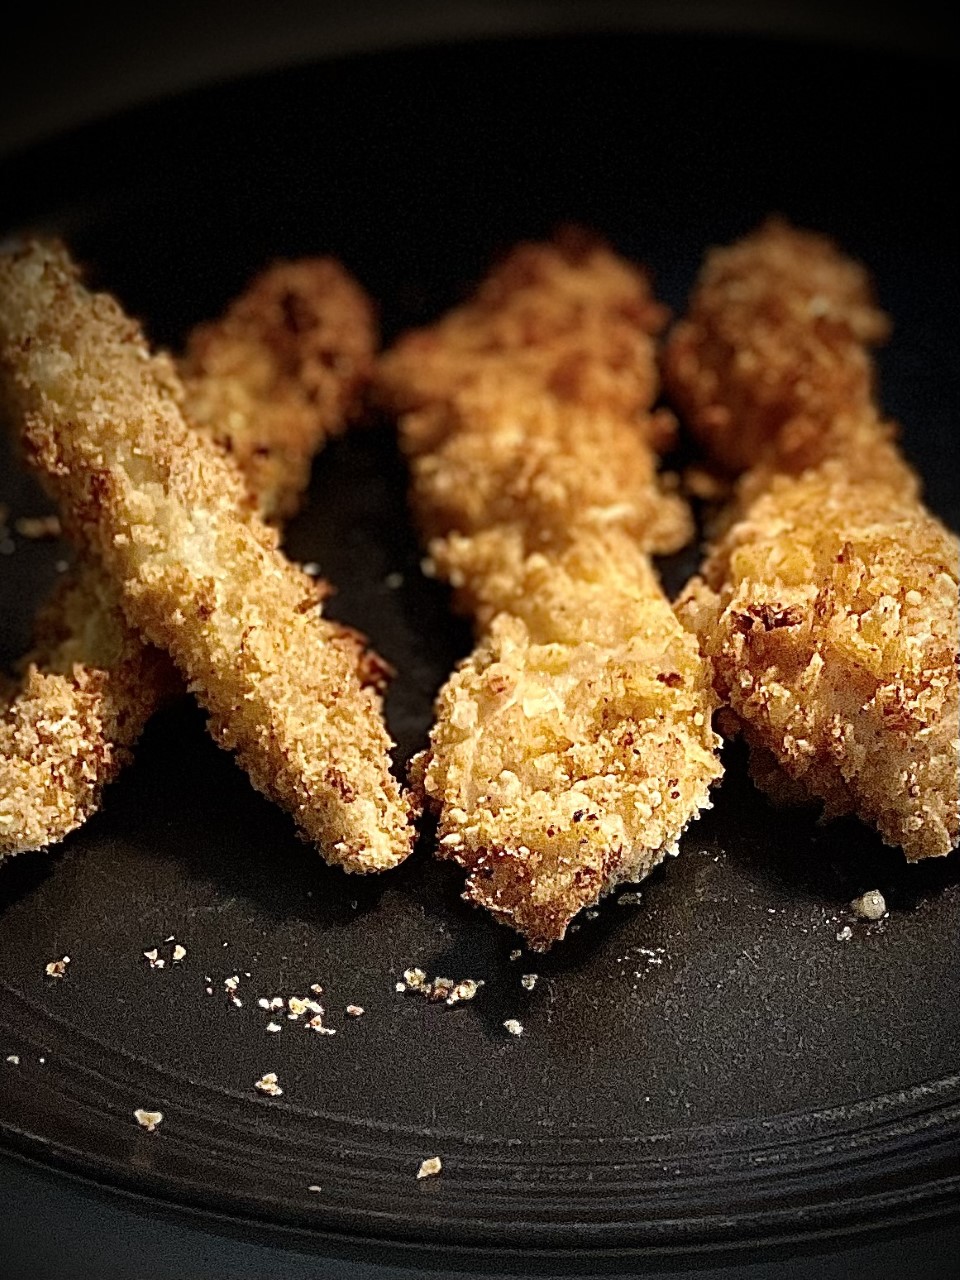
5,1055,19,1066
836,925,854,942
143,949,165,970
584,909,599,920
503,1019,524,1037
310,984,323,996
395,981,407,993
398,969,483,1005
266,1022,282,1034
417,1156,442,1180
171,944,187,963
308,1184,322,1193
509,949,522,961
254,1072,283,1097
851,890,887,921
618,890,643,906
38,1057,45,1065
133,1108,163,1132
346,1005,365,1017
520,974,538,991
44,956,70,979
302,562,321,577
14,514,61,539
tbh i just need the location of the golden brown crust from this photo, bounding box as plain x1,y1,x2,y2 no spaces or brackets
0,240,414,870
180,257,377,520
0,562,175,856
669,221,959,858
377,227,671,425
379,233,721,946
662,217,896,477
677,466,959,857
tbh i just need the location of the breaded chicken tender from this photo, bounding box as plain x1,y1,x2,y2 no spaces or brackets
0,240,414,870
1,256,379,862
669,221,960,858
662,217,893,477
415,533,721,948
379,234,721,946
678,465,959,857
179,257,376,520
377,226,672,431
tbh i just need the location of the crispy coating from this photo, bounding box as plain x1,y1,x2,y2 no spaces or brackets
662,217,897,478
180,257,377,521
416,533,721,948
1,255,379,862
670,222,959,858
677,465,959,857
0,240,414,871
377,226,672,426
379,234,721,947
0,561,175,856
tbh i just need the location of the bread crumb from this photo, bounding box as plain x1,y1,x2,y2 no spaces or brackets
503,1019,524,1036
618,890,643,906
417,1156,442,1179
171,943,187,963
5,1055,19,1066
308,1184,322,1193
520,974,538,991
134,1108,163,1132
508,949,522,961
346,1005,365,1017
44,956,70,979
836,925,853,942
851,890,886,921
266,1022,282,1033
254,1072,283,1096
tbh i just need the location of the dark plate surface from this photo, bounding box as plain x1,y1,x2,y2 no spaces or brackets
0,32,958,1270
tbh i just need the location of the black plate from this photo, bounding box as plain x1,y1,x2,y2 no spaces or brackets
1,32,958,1272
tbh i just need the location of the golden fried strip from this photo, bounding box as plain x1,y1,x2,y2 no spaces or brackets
668,221,960,858
379,235,721,947
179,256,376,520
661,217,893,477
1,257,379,861
0,241,414,871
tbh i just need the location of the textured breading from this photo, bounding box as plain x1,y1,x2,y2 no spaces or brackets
0,240,415,870
379,234,721,947
1,256,380,862
0,562,175,856
415,533,721,948
677,465,959,857
669,221,960,858
377,226,671,426
179,257,377,520
661,218,898,477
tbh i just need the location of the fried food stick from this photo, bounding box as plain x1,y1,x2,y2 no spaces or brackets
378,235,722,947
667,220,959,858
0,240,414,870
1,257,380,861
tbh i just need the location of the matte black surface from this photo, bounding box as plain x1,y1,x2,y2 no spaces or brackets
0,32,958,1274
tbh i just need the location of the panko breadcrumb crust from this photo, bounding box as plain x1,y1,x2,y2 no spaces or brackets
1,256,379,861
379,233,722,948
668,221,960,859
0,240,414,870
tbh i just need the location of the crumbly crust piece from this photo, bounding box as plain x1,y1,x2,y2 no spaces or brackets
0,240,414,870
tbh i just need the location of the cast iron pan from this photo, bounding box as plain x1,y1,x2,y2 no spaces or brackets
0,32,958,1273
